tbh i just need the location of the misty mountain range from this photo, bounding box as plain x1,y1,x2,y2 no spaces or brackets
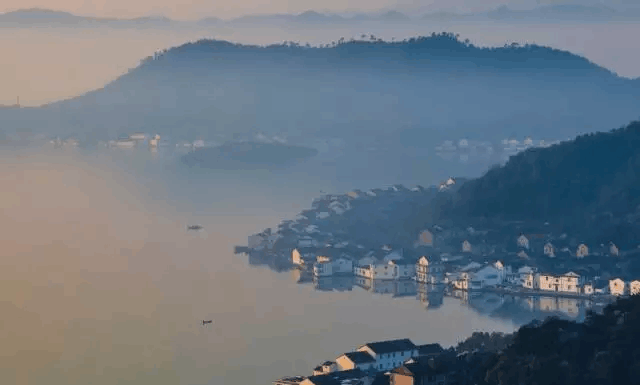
3,4,640,28
2,33,639,152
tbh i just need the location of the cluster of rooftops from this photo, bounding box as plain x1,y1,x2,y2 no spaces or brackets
275,339,446,385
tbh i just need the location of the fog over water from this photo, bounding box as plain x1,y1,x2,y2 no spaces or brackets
0,148,519,385
3,21,640,106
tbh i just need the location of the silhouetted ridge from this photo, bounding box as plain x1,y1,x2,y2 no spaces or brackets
136,34,611,77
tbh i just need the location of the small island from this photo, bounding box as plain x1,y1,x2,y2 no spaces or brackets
181,141,319,169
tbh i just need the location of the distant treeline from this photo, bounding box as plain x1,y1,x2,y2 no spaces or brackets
139,33,613,77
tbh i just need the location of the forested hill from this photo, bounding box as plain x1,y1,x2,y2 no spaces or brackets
4,33,636,145
436,120,640,244
130,34,613,76
465,295,640,385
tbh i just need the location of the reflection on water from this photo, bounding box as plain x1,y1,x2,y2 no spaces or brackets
1,148,520,385
281,266,603,326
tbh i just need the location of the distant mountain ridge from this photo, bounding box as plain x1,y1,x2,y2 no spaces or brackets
2,33,639,148
3,4,640,27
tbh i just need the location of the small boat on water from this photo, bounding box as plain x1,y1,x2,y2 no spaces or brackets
187,225,203,231
202,320,213,325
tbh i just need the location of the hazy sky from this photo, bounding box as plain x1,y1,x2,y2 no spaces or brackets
0,0,633,20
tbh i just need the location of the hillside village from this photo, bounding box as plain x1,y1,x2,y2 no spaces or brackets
239,179,640,299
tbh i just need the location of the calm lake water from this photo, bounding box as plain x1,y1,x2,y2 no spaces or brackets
0,146,586,385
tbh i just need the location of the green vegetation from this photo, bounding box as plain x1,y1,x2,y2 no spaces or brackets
436,121,640,247
474,295,640,385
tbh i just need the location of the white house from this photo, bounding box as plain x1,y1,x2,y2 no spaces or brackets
313,259,333,277
335,352,375,371
610,242,620,257
544,242,555,258
518,266,536,289
415,230,434,247
609,278,625,296
517,235,530,249
314,256,354,277
312,361,337,376
316,212,330,220
292,248,315,266
582,283,594,295
333,257,354,275
462,240,472,253
468,261,507,290
576,244,589,258
354,260,414,280
453,272,470,290
630,280,640,296
356,339,418,372
537,272,580,293
415,256,430,283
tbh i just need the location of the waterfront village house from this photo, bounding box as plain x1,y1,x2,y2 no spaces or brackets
544,242,555,258
415,230,434,248
582,283,594,295
314,256,354,277
313,361,338,376
517,250,529,260
519,266,536,289
390,358,447,385
336,352,377,371
468,261,507,290
416,257,429,283
609,278,626,296
314,258,333,277
301,369,370,385
355,260,415,281
517,234,530,249
462,240,472,253
453,272,470,290
576,244,589,258
292,248,316,266
630,280,640,296
537,272,580,293
610,242,620,257
357,339,419,372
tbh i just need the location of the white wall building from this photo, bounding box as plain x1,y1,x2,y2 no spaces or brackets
576,244,589,258
517,235,530,249
292,248,315,266
313,256,353,277
469,261,507,289
609,278,625,296
354,260,415,280
544,242,555,258
630,280,640,296
537,272,580,293
415,256,430,283
610,243,620,256
356,339,418,372
335,352,376,371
